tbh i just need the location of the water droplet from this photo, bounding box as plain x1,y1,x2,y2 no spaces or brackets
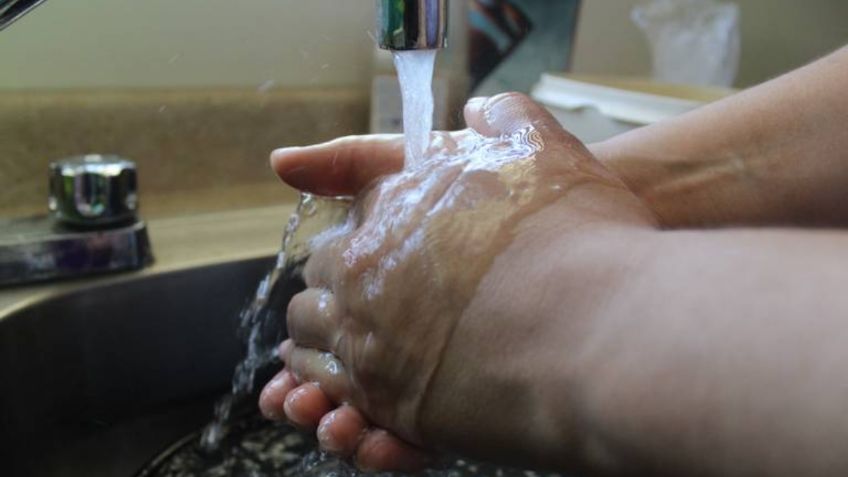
257,80,276,93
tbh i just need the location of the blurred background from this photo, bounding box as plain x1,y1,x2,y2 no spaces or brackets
1,0,846,218
1,0,845,90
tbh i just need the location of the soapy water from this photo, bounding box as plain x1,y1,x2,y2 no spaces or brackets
393,49,437,168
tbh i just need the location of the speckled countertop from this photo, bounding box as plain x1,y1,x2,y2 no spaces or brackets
0,87,368,217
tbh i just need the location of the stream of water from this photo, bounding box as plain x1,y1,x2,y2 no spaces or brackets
393,49,437,168
195,48,440,454
199,194,350,453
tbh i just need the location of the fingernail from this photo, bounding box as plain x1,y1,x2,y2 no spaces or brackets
317,411,342,453
260,398,284,420
283,386,309,425
267,370,291,391
259,376,288,420
466,96,486,108
273,146,303,153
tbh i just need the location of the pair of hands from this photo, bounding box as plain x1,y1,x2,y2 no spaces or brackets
258,93,657,471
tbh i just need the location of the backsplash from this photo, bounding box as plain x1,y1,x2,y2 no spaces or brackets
0,87,368,217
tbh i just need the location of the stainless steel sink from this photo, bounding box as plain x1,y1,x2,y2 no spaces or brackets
0,256,297,476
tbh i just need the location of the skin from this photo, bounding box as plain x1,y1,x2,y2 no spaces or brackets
260,47,848,475
591,46,848,229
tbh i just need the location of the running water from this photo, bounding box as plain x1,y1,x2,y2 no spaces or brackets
200,51,439,450
393,49,437,168
199,195,351,452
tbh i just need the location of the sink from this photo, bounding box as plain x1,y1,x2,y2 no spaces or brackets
0,256,301,476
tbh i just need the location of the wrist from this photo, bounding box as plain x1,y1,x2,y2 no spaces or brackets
587,139,682,228
536,222,662,474
484,188,662,471
590,135,786,229
419,201,660,471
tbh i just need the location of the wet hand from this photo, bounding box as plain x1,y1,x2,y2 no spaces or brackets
260,93,657,471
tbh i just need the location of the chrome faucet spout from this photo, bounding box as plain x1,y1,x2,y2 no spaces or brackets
3,1,450,50
376,0,448,51
0,0,46,31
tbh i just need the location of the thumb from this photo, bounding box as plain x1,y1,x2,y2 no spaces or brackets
271,134,405,196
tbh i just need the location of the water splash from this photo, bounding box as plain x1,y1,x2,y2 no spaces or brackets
200,195,351,452
146,414,561,477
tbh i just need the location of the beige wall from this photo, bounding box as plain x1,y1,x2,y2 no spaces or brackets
1,0,845,90
572,0,848,87
0,0,374,89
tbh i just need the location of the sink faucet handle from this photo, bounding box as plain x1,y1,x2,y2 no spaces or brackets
49,154,139,228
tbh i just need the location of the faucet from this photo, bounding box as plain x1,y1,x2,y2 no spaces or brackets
1,0,449,49
0,1,447,286
2,0,451,52
376,0,447,50
0,155,153,287
0,0,45,31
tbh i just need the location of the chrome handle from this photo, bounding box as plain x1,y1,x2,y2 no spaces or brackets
48,154,139,228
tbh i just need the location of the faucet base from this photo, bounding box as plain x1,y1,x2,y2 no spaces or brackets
0,215,153,287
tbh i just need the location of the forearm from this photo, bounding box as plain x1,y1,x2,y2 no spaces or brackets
572,227,848,476
591,46,848,228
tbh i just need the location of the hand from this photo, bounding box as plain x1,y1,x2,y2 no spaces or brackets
260,93,657,472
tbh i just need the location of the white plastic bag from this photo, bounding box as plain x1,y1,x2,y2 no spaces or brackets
632,0,740,87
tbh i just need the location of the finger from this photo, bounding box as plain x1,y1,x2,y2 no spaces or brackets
463,92,572,142
317,404,368,457
302,235,346,290
278,338,293,362
355,428,432,473
287,288,339,351
258,368,297,421
283,382,334,430
283,344,352,404
271,134,405,196
462,96,489,133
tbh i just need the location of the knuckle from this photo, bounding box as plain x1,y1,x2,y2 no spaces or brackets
287,291,308,317
286,293,310,335
303,234,352,289
302,255,326,288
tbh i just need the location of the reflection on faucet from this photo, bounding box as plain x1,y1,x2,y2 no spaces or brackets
376,0,448,51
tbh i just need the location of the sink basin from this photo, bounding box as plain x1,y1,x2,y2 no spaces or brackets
0,256,299,476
